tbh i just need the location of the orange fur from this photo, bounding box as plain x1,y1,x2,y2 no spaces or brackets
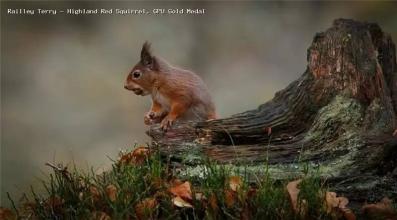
124,42,216,130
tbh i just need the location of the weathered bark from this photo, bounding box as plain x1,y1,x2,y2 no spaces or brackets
147,19,397,202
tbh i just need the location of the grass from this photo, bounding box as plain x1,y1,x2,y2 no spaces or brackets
5,145,341,220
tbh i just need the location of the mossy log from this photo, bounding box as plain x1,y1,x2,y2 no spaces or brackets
147,19,397,203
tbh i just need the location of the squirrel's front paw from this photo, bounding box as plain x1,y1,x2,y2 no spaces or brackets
144,111,165,125
144,112,157,125
144,115,152,125
160,116,175,131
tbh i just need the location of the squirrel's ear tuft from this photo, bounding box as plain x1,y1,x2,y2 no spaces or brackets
141,41,153,67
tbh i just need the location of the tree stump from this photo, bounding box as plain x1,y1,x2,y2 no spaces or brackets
147,19,397,203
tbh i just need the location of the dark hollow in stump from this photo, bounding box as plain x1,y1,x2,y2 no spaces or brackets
147,19,397,202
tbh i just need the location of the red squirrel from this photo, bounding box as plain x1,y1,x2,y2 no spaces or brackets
124,42,216,130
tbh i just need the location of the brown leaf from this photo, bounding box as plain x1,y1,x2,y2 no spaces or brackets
169,178,183,186
362,197,397,220
90,185,101,202
172,196,193,208
208,193,218,213
119,146,150,165
325,192,340,212
286,179,301,213
229,176,242,192
0,207,16,220
325,192,355,220
132,147,150,164
135,198,158,220
169,181,192,201
343,210,357,220
224,189,237,208
105,184,117,202
119,152,133,165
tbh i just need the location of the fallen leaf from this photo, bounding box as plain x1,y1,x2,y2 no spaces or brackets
286,179,301,213
105,184,117,202
229,176,242,192
224,189,237,208
169,181,192,201
132,147,150,165
362,197,397,220
169,178,183,186
325,191,355,220
119,152,133,165
119,146,150,165
326,192,341,212
135,198,158,220
0,207,15,220
89,185,101,202
209,193,218,213
393,129,397,137
172,196,193,208
343,210,357,220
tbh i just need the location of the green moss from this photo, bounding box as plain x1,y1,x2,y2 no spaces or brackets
304,95,363,144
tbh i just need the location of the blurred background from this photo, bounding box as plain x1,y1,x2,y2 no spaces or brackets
1,1,396,205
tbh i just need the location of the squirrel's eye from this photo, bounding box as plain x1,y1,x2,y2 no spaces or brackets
132,71,141,79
